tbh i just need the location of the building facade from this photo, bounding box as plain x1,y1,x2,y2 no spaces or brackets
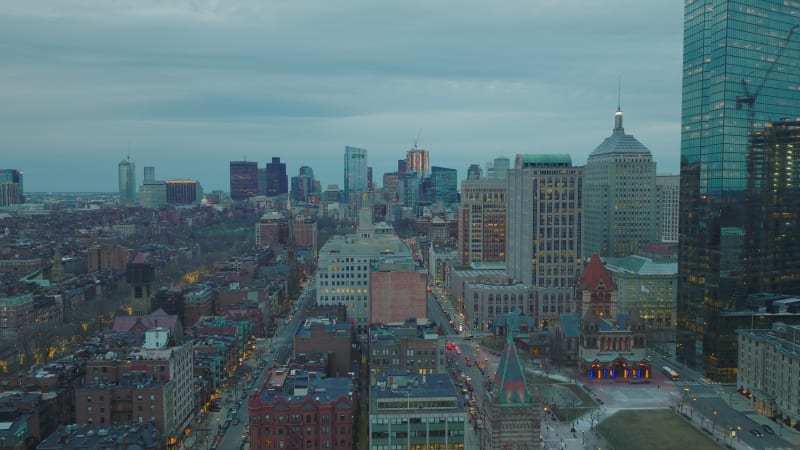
656,174,680,243
0,169,24,205
406,148,430,179
369,372,465,450
677,1,800,382
430,166,458,206
369,262,427,325
583,109,657,258
507,154,583,323
165,179,202,204
737,323,800,430
118,156,136,206
457,177,506,266
344,146,368,203
230,161,259,201
368,326,446,375
266,157,288,196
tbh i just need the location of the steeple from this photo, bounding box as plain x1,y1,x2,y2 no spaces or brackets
493,309,532,405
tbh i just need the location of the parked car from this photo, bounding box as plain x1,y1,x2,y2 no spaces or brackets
761,424,775,435
750,429,764,437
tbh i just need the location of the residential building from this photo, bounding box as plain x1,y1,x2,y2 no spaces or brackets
507,154,583,323
406,148,430,178
294,317,354,377
677,2,800,382
37,424,161,450
369,372,465,450
248,369,356,450
368,326,445,375
458,177,506,266
344,146,368,203
118,156,136,206
230,161,258,200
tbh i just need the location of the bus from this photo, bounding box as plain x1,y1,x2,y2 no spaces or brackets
663,366,679,381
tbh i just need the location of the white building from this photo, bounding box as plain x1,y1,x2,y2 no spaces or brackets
316,196,412,329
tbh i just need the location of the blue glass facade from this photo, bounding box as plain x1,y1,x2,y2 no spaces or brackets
677,0,800,382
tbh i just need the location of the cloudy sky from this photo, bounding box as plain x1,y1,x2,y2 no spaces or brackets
0,0,684,193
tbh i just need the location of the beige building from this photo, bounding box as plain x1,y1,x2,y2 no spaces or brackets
737,323,800,429
457,177,506,266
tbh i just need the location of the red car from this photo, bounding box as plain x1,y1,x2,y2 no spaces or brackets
466,361,472,367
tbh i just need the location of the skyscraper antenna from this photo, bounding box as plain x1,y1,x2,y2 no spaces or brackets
617,75,622,111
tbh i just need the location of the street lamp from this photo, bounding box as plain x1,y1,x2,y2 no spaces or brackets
712,410,718,434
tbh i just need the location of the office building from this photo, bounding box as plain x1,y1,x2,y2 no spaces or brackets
656,174,680,243
507,154,583,324
368,325,446,375
430,166,458,206
118,156,136,205
316,198,412,329
165,179,202,204
677,1,800,382
291,165,316,203
143,166,155,183
229,161,258,200
369,260,427,325
0,169,23,205
488,156,510,179
344,146,368,203
140,180,167,208
369,372,465,450
457,177,506,266
265,156,288,196
583,108,657,258
466,164,482,180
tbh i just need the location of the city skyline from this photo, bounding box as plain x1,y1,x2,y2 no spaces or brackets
0,1,682,192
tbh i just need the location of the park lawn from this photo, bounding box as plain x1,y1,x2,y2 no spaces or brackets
598,409,721,450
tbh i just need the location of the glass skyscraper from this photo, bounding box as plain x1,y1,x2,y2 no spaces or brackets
677,0,800,382
118,156,136,206
344,146,368,203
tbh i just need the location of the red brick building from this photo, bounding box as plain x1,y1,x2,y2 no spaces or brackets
248,369,356,450
293,319,355,377
369,265,427,325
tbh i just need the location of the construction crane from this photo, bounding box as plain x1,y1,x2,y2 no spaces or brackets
413,128,422,149
736,24,799,133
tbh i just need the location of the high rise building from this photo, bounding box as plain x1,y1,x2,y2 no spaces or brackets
291,166,316,203
458,177,506,265
583,108,657,258
344,146,368,203
429,166,458,206
229,161,258,200
507,154,583,324
677,1,800,382
656,174,680,243
489,156,510,179
118,156,136,205
466,164,482,180
165,179,202,204
266,157,288,196
143,166,155,183
406,148,430,178
0,169,24,205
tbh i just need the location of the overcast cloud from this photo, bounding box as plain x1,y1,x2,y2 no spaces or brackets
0,0,683,192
